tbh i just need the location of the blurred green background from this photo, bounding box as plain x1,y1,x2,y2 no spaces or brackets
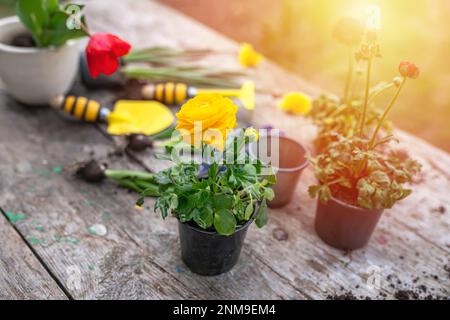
1,0,449,152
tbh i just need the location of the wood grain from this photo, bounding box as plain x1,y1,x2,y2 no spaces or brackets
0,208,67,299
0,0,448,300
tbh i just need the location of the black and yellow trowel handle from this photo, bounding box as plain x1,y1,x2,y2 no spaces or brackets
141,81,255,110
50,95,111,123
141,82,191,105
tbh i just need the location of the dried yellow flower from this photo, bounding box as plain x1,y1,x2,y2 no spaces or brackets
278,92,312,115
239,43,263,68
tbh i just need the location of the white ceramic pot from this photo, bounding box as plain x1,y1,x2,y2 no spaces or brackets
0,16,81,105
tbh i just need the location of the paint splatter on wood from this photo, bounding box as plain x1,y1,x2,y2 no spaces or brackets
4,211,27,223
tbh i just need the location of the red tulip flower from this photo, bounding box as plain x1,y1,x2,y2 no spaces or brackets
399,61,420,79
86,33,131,79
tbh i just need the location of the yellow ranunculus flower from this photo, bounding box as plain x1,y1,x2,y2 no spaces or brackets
239,43,263,68
176,94,238,150
278,92,312,115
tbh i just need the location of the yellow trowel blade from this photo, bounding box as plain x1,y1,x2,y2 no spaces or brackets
107,100,174,136
240,81,255,110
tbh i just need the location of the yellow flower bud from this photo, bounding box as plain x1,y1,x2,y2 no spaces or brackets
239,43,263,68
278,92,312,115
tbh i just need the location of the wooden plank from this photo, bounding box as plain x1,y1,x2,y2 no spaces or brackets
83,0,450,299
0,0,448,300
0,208,67,299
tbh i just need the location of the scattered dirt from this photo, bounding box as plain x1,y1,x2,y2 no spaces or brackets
394,290,419,300
327,291,358,300
75,159,107,183
272,227,288,241
444,264,450,279
431,206,446,214
327,271,449,300
127,134,153,152
386,273,449,300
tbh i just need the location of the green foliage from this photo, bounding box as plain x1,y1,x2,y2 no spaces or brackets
308,134,421,209
137,131,276,236
139,160,275,235
15,0,87,47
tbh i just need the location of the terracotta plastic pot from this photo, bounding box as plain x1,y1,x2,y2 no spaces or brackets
178,214,255,276
315,197,384,250
251,135,308,208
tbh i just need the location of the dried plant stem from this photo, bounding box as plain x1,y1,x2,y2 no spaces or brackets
368,77,407,149
359,57,373,136
344,46,354,103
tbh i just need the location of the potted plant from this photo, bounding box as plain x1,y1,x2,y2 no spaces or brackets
0,0,88,105
136,94,276,275
308,61,422,250
307,18,398,154
0,0,131,105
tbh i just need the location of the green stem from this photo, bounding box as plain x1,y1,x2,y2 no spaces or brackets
359,57,373,136
369,77,407,149
344,46,354,104
105,169,155,181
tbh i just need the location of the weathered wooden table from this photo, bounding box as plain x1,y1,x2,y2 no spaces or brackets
0,0,449,300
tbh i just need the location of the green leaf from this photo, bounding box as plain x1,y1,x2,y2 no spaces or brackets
244,202,254,220
41,11,87,47
16,0,49,46
178,208,196,223
116,179,143,193
265,173,277,185
140,184,160,197
178,196,196,212
16,0,87,47
213,208,236,236
213,194,234,210
255,200,268,228
136,197,145,207
242,164,257,176
194,207,213,229
46,0,59,13
169,194,178,210
263,188,275,201
150,126,176,140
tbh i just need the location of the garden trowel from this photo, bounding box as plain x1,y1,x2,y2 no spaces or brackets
50,95,175,136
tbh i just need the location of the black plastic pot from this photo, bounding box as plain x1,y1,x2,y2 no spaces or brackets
315,197,384,250
178,216,254,276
